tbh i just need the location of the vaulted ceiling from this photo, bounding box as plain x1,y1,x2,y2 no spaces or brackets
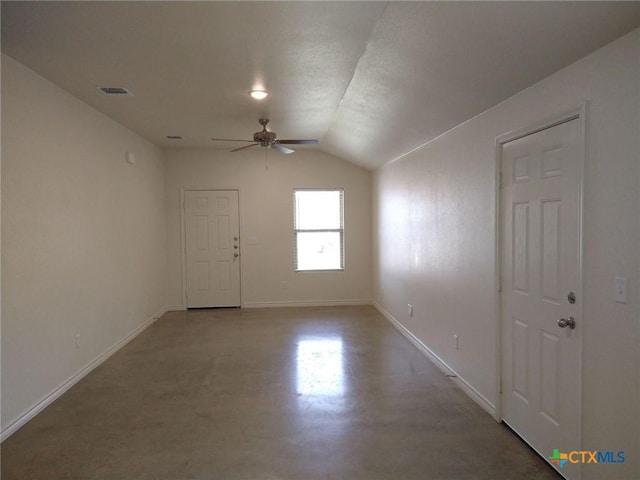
2,1,639,170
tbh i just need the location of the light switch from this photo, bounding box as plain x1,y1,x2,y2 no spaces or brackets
614,276,628,304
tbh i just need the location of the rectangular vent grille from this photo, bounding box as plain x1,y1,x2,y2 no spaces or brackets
166,135,184,140
99,87,133,96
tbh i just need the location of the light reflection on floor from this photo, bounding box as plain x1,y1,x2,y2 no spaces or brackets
295,338,344,397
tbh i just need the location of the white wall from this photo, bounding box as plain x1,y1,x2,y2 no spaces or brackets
1,55,168,436
164,148,371,308
373,29,639,479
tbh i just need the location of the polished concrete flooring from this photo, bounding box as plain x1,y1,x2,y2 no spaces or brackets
2,306,561,479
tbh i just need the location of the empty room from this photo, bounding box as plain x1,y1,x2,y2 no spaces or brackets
2,2,639,479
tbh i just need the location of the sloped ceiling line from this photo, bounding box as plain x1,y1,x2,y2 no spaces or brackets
331,1,391,116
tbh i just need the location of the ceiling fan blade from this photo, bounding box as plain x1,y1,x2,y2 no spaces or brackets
271,143,295,154
278,139,319,145
231,143,259,152
211,138,254,142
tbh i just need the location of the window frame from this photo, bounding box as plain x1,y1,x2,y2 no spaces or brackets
293,188,345,272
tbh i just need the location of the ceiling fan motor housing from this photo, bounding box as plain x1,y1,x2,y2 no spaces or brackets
254,130,277,145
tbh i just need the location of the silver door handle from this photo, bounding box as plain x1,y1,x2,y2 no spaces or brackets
558,317,576,329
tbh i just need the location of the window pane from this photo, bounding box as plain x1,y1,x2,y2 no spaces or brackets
295,190,342,230
296,231,342,270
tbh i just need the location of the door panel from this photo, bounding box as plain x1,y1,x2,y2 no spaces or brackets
501,118,582,479
185,190,240,307
541,200,561,303
513,202,530,293
540,330,560,424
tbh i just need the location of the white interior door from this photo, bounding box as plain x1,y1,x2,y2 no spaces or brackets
184,190,240,308
500,117,582,479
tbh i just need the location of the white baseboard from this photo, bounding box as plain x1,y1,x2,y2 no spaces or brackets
168,301,371,310
1,306,168,442
373,302,496,417
167,305,186,311
242,299,372,308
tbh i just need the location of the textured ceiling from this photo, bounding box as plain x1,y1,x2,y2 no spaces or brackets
2,1,639,170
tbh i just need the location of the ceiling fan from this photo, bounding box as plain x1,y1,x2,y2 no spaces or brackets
212,118,319,154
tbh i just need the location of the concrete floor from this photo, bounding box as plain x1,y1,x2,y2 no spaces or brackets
2,306,561,479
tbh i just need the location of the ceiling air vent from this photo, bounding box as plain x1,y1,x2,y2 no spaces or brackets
166,135,184,140
99,87,133,96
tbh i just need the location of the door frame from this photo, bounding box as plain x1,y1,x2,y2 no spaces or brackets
494,103,586,468
180,187,243,309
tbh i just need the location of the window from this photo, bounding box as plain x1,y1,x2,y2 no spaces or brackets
294,189,344,271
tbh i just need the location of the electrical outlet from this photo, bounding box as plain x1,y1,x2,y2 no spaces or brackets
282,281,288,290
408,304,413,317
615,276,627,304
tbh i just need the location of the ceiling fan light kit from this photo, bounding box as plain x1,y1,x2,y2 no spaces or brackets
212,118,319,154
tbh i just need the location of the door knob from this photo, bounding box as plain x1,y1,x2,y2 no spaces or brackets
558,317,576,329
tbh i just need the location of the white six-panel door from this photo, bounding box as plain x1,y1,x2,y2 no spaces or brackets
501,117,582,479
184,190,241,308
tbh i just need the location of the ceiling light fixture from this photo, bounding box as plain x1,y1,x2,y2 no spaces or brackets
249,89,269,100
